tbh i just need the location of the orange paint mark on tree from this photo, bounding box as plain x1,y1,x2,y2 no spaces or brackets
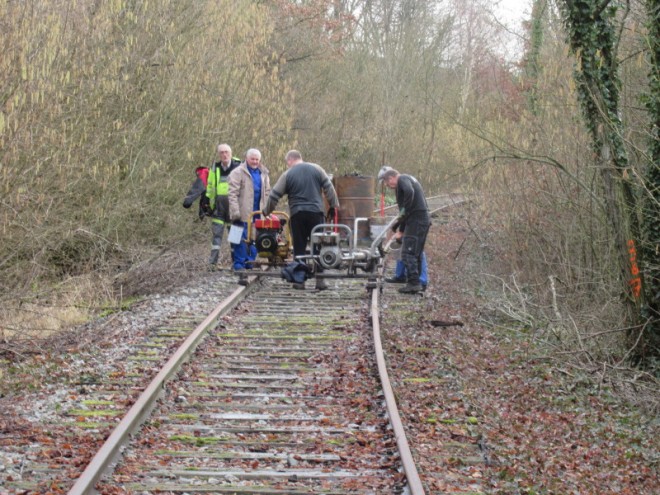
627,239,642,299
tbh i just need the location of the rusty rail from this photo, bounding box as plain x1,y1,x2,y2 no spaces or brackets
67,279,258,495
371,284,426,495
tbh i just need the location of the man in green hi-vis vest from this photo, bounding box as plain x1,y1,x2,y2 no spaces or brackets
205,143,240,269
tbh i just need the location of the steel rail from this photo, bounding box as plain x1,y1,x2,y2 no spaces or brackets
371,286,426,495
376,193,469,215
365,192,466,493
68,277,259,495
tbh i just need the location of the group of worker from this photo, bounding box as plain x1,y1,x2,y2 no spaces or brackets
183,144,430,294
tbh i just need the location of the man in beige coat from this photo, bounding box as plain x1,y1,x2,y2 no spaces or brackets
227,148,271,273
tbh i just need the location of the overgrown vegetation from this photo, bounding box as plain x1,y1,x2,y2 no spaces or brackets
468,0,659,369
1,0,292,335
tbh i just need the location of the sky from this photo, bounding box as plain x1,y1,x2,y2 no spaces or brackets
493,0,533,61
496,0,532,25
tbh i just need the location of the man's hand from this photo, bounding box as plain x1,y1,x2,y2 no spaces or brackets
327,207,337,221
232,219,243,227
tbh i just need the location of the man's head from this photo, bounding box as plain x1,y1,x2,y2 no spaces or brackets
285,149,303,168
246,148,262,169
378,166,399,189
217,144,232,165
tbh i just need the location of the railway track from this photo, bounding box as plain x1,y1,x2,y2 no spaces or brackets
3,195,465,494
47,273,423,494
378,193,468,218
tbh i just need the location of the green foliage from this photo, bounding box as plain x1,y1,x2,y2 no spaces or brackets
558,0,626,162
67,409,123,417
98,296,141,318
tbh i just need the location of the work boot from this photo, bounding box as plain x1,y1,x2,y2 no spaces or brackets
399,283,423,294
315,278,329,291
238,274,249,286
385,276,406,283
292,282,305,290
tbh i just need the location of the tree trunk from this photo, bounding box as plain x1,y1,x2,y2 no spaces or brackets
639,0,660,356
559,0,655,358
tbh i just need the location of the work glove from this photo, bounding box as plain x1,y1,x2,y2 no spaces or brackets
327,207,337,222
232,219,243,227
199,196,212,215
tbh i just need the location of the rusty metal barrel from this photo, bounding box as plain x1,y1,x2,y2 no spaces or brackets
334,174,375,242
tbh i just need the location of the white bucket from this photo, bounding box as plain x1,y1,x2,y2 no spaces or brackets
228,224,244,244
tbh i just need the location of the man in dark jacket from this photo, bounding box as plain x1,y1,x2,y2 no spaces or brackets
263,150,339,290
378,166,430,294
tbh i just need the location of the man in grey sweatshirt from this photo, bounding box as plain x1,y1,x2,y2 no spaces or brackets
263,150,339,290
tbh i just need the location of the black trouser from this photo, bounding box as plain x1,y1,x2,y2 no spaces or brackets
290,211,325,268
401,215,430,285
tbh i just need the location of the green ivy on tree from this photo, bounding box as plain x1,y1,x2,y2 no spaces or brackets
559,0,658,360
522,0,547,116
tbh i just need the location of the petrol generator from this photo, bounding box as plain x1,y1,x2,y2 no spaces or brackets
247,211,292,265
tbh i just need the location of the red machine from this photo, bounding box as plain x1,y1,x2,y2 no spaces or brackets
248,211,292,265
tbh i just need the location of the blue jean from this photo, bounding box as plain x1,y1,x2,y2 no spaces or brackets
230,221,257,270
395,252,428,286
